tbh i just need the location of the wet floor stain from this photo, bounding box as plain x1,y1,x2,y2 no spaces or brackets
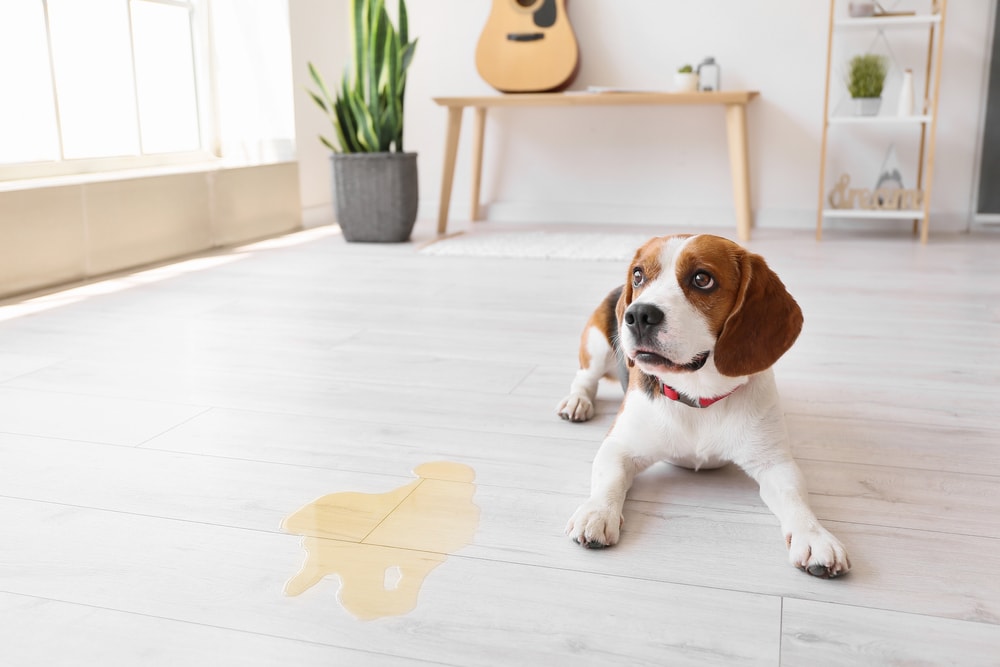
281,461,479,620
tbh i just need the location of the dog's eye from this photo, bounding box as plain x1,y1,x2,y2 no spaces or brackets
692,271,715,290
632,267,644,287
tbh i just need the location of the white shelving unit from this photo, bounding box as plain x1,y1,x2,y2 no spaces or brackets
827,115,931,125
816,1,948,243
833,14,941,29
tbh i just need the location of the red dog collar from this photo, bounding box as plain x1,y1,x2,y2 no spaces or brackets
662,383,740,408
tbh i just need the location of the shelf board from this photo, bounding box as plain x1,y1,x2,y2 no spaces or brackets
828,114,932,125
822,209,924,220
834,14,941,29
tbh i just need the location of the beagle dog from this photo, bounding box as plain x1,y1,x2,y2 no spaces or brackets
558,234,850,578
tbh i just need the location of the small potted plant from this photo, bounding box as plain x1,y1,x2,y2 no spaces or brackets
847,53,887,116
308,0,418,243
674,64,699,93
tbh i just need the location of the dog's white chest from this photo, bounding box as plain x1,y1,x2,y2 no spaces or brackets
617,390,744,470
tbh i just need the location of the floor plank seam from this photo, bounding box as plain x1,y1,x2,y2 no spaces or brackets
0,432,147,450
7,482,996,545
359,479,426,543
0,383,211,410
135,405,216,448
783,409,1000,433
778,596,784,667
507,365,541,395
775,593,1000,628
792,456,1000,479
0,362,67,386
0,495,304,538
0,589,455,665
441,551,791,602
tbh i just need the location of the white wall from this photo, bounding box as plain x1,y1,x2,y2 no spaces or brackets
289,0,994,233
289,0,350,227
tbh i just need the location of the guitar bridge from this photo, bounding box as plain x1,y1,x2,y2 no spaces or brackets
506,32,544,41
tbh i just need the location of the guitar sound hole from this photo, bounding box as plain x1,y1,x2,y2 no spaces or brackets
515,0,538,8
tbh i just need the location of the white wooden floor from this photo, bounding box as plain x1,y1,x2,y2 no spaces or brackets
2,219,999,666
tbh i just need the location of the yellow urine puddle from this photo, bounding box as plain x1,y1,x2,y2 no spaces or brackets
281,462,479,621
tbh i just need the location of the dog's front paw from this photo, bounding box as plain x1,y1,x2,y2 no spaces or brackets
786,525,851,578
557,394,594,422
566,500,623,548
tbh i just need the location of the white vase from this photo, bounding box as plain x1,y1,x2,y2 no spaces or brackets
898,69,914,116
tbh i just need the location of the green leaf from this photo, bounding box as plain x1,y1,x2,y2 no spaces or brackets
348,89,379,151
368,0,388,116
351,0,366,94
384,23,398,97
319,134,337,151
307,89,329,114
336,78,363,152
384,27,401,150
398,0,408,47
308,61,335,105
400,40,417,73
331,102,351,152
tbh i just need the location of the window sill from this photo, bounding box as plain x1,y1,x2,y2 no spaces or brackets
0,154,296,194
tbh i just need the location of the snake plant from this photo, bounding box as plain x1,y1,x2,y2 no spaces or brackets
308,0,417,153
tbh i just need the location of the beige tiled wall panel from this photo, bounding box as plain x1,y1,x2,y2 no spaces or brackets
210,163,302,246
84,173,214,277
0,185,87,296
0,163,302,300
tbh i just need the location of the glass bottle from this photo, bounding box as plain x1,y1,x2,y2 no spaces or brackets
697,57,720,92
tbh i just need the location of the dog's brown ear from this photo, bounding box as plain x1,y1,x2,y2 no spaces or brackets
714,250,803,377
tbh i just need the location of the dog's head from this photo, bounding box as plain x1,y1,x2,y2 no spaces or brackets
617,234,802,382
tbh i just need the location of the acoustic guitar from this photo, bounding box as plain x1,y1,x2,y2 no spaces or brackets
475,0,579,93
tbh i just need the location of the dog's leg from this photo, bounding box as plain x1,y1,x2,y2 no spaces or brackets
566,438,652,547
557,326,616,422
745,458,851,578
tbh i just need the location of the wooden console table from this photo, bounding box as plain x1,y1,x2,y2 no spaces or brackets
432,91,760,241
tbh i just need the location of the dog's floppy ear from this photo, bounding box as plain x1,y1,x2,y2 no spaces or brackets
714,250,803,377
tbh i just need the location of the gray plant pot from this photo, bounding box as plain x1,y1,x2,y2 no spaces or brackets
331,152,418,243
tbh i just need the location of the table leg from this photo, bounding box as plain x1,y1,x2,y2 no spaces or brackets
437,106,464,235
470,107,487,222
725,103,753,242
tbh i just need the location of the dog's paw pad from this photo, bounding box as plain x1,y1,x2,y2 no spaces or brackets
787,526,851,579
573,537,608,549
807,563,841,578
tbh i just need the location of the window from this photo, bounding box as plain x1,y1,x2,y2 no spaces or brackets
0,0,295,182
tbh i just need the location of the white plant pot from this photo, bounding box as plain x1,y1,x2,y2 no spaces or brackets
674,72,699,93
853,97,882,116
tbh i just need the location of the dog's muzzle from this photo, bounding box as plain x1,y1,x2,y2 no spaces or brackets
624,303,709,373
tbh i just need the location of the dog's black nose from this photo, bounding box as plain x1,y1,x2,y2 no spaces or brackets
624,303,664,338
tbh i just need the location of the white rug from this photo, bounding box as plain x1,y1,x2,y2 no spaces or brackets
419,230,657,261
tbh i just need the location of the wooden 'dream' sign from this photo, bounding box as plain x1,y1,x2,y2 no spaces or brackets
828,173,924,211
